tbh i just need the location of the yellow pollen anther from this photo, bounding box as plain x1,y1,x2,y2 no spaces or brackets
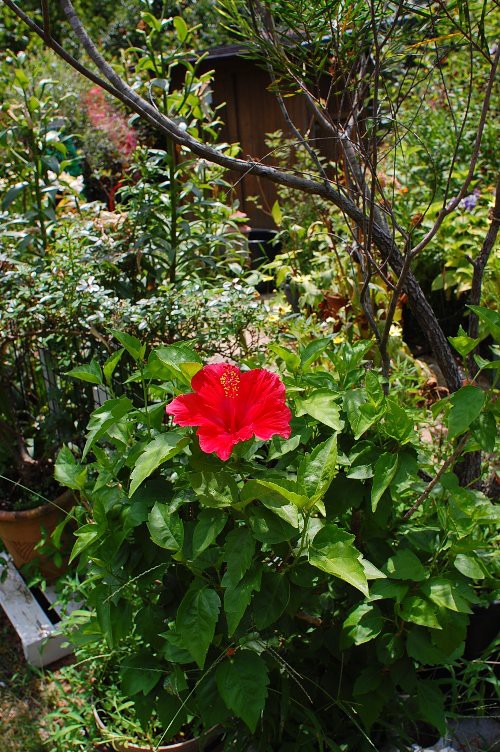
220,368,240,398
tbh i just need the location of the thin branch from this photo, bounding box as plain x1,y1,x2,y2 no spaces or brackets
408,43,499,258
403,434,470,520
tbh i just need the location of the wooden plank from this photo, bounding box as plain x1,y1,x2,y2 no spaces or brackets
0,554,75,667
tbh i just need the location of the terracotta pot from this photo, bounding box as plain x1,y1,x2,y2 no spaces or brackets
0,489,75,581
93,707,221,752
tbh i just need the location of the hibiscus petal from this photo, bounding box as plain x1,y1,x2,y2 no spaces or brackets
166,392,223,429
239,368,291,440
197,425,253,461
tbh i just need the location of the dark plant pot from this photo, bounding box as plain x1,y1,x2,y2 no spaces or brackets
0,489,75,581
93,706,222,752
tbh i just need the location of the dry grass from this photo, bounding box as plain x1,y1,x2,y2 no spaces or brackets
0,611,55,752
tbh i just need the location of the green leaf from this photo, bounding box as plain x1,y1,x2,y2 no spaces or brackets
448,330,481,357
298,435,337,505
309,523,368,595
223,566,261,636
383,399,414,444
173,15,188,41
109,329,145,361
2,181,28,210
147,344,202,383
129,433,188,496
344,390,383,438
454,554,486,579
216,651,269,732
259,497,299,527
406,629,447,666
371,453,399,512
417,681,446,735
103,348,124,385
268,344,300,372
223,527,255,587
399,595,441,629
65,359,103,385
472,412,497,452
120,653,161,696
468,305,500,341
300,337,331,369
448,385,485,439
83,396,133,458
147,502,184,551
69,524,100,563
242,479,307,511
271,200,282,226
253,572,290,629
365,370,385,407
297,390,344,430
384,549,427,581
54,446,87,491
248,507,298,544
176,584,220,668
342,603,383,646
192,509,226,558
421,578,474,613
189,471,239,507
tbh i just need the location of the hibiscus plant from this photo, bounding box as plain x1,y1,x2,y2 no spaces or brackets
55,330,498,750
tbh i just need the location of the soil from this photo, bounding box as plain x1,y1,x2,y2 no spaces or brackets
0,473,60,513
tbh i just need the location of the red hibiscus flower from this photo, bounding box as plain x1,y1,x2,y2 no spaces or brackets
165,363,292,461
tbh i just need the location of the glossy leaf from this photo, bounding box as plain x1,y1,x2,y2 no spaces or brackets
147,502,184,551
309,523,368,595
216,651,269,732
129,432,188,496
176,585,221,668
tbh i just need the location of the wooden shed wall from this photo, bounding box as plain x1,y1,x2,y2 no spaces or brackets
195,52,347,228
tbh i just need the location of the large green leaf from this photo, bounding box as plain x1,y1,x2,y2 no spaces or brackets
109,329,146,361
176,584,220,668
467,305,500,341
147,502,184,551
371,452,399,512
300,337,331,369
420,578,475,613
399,595,441,629
249,507,298,544
342,603,383,645
189,471,239,507
216,651,269,732
65,359,103,385
120,653,161,696
223,566,261,636
344,390,384,439
223,527,255,587
83,396,133,458
54,445,87,491
129,432,188,496
253,571,290,630
192,508,226,558
241,478,307,511
308,523,368,595
297,390,344,430
447,385,485,439
298,435,338,505
147,344,202,383
384,549,427,581
417,681,446,735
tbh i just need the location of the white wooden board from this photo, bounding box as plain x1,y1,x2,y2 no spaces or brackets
0,553,75,667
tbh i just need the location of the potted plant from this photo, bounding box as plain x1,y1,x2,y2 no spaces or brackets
0,358,75,581
55,331,498,750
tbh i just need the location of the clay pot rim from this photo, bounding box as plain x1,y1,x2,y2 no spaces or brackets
92,706,220,752
0,488,75,522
